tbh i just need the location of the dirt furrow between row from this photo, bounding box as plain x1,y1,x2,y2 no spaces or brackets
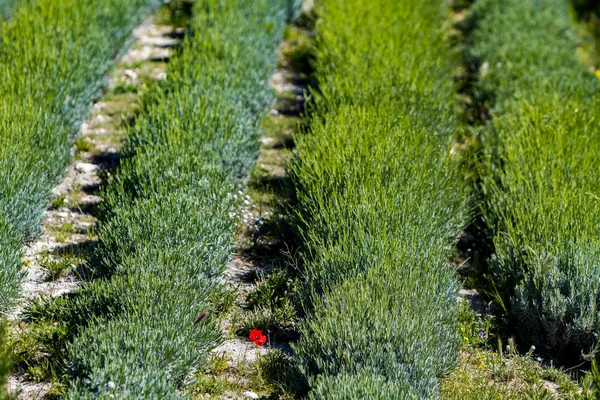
198,15,315,400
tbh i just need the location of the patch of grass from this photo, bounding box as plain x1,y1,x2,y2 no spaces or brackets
49,195,66,210
93,93,138,117
443,303,586,398
237,303,296,342
112,79,138,95
238,269,298,342
7,321,68,383
74,137,93,153
246,271,295,310
210,285,238,317
21,296,66,324
192,375,223,395
154,1,193,27
442,348,582,399
261,114,299,150
281,25,313,74
38,255,78,281
189,354,273,399
257,348,298,396
55,221,74,233
0,322,14,400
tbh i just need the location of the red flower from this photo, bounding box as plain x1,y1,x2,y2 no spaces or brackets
248,329,267,346
249,329,263,343
255,334,267,346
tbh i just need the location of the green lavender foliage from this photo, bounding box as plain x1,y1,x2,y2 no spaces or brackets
290,0,469,398
471,0,600,355
56,0,287,397
0,0,159,315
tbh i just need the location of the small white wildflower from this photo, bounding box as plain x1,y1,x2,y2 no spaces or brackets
530,345,536,351
107,381,116,390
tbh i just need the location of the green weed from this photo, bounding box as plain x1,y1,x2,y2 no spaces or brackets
237,303,296,341
49,195,66,210
112,80,138,95
246,270,295,310
443,304,586,398
0,322,13,400
74,138,93,153
8,321,68,383
38,256,77,282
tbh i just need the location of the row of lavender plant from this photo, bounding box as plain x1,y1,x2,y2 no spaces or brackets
290,0,470,397
469,0,600,359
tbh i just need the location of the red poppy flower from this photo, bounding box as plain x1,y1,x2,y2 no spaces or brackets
255,334,267,346
249,329,263,343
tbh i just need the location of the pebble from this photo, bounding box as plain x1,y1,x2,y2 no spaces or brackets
139,36,179,47
75,162,98,173
244,392,259,400
124,69,138,80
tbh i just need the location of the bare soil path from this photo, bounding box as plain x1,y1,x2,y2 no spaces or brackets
193,17,314,400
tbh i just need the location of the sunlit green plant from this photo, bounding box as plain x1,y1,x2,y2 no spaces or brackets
290,0,470,398
470,0,600,358
0,0,161,315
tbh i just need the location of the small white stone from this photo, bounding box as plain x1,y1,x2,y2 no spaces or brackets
244,392,259,400
93,103,108,112
95,114,110,123
75,162,98,173
124,69,138,80
139,36,178,47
